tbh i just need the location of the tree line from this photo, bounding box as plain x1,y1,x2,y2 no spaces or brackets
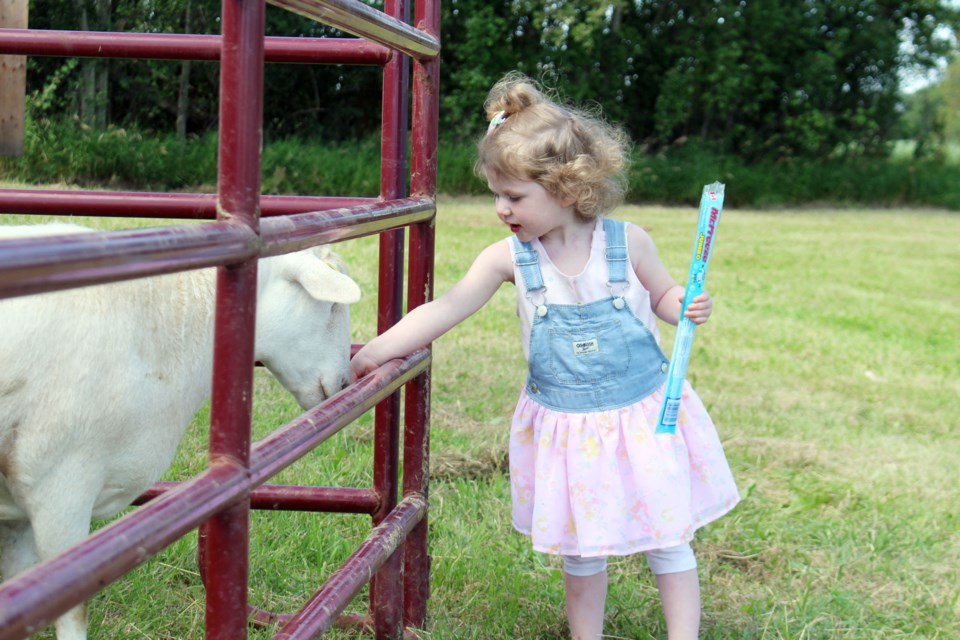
25,0,960,161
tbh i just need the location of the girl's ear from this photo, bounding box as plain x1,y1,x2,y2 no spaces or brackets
560,192,577,208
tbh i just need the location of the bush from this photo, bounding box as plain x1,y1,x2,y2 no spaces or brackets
261,135,381,196
1,115,219,190
3,117,958,210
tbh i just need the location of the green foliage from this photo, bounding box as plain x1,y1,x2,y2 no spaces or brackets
20,1,960,160
438,0,960,160
624,139,960,210
941,62,960,141
29,59,79,114
25,0,385,141
902,55,960,159
1,116,383,195
4,117,960,210
3,114,218,188
260,136,382,196
436,138,485,195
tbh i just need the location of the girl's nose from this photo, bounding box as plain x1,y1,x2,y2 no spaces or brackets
495,197,510,217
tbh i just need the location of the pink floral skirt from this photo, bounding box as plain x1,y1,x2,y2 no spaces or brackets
510,381,739,557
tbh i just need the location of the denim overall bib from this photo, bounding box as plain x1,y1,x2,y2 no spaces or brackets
512,218,670,413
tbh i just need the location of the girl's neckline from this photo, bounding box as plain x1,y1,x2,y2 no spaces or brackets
533,217,602,279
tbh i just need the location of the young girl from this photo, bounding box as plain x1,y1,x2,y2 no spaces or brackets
351,72,740,639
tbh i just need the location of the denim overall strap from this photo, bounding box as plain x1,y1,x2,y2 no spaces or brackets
603,217,629,285
511,219,626,296
510,235,545,294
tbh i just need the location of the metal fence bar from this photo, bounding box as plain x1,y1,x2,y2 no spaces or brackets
273,495,428,640
258,195,433,252
0,189,374,218
135,483,382,514
248,350,431,487
0,28,391,64
0,196,435,299
268,0,438,59
0,221,256,299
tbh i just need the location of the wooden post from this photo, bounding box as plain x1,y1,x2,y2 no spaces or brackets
0,0,27,157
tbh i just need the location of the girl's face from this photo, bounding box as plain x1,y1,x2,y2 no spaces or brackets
486,175,577,243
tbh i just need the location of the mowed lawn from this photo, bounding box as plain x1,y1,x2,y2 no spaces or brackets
6,197,957,639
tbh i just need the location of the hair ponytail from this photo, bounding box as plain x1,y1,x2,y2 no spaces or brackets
476,72,631,220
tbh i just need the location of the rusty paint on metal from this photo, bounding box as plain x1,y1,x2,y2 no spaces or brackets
0,189,376,218
266,0,438,60
0,222,258,300
273,495,427,639
0,28,391,64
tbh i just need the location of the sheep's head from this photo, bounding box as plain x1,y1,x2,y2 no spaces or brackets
255,245,361,409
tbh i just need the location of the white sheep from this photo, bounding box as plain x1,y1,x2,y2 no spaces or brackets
0,222,362,640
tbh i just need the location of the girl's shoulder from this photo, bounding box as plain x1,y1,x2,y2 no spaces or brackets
617,219,654,249
600,216,647,240
621,220,662,274
472,237,516,284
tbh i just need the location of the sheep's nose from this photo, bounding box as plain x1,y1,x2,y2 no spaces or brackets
321,374,351,401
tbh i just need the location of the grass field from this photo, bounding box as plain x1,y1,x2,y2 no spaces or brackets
5,197,958,639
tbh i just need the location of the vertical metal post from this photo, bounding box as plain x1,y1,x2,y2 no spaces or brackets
371,0,410,637
203,0,264,638
403,0,440,630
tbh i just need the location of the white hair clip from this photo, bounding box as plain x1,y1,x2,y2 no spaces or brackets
486,110,508,135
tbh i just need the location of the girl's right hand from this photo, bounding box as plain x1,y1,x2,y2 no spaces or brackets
350,350,381,382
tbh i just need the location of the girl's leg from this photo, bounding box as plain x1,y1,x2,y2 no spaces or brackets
563,555,608,639
655,568,700,640
646,544,701,640
564,570,608,639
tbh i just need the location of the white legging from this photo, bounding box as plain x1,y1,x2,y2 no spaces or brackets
562,543,696,577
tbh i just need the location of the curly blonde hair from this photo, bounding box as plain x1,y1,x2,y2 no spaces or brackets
475,72,631,220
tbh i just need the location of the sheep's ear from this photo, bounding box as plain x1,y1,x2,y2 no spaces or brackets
297,256,362,304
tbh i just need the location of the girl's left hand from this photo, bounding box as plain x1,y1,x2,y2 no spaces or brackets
682,291,713,325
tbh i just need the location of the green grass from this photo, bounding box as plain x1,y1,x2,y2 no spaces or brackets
5,198,959,639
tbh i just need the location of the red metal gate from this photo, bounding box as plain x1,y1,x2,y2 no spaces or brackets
0,0,439,637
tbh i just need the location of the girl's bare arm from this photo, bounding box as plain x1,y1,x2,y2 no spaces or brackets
627,224,712,326
351,239,514,379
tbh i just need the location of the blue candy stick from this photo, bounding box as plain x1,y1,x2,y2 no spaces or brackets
656,181,725,434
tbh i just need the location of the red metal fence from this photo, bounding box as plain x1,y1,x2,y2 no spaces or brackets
0,0,439,637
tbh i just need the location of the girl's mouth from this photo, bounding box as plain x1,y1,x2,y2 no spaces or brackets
509,224,521,233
